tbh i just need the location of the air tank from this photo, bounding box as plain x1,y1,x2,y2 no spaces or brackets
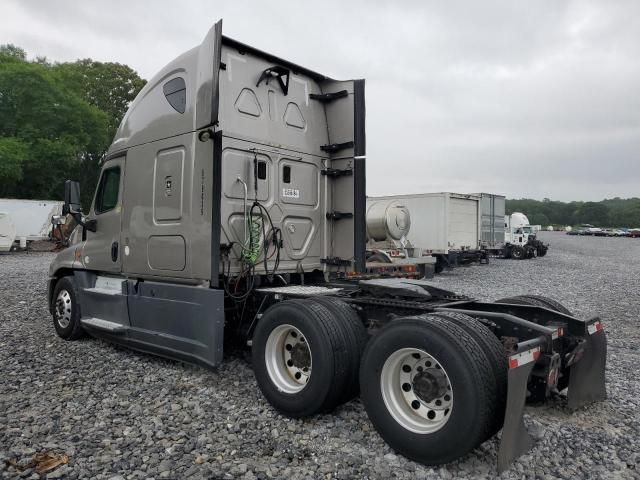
366,200,411,241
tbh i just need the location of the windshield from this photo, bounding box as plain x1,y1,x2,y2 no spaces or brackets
522,226,533,234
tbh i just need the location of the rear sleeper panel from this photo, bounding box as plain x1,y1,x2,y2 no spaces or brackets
216,43,361,275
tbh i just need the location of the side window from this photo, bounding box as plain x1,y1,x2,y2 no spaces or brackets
95,167,121,214
163,77,186,113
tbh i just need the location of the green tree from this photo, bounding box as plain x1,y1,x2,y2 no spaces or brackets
52,59,146,205
0,137,28,195
0,48,110,205
529,213,550,226
576,202,609,227
0,44,26,61
0,46,145,208
54,59,146,135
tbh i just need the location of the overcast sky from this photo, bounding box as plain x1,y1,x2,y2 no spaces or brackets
2,0,639,201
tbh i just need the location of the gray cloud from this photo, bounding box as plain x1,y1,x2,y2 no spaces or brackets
2,0,638,200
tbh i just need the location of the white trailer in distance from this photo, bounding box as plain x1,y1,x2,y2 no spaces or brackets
0,199,64,249
367,193,488,273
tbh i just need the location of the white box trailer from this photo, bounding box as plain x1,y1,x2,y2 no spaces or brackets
0,212,17,252
475,193,506,249
368,192,481,253
0,199,64,243
366,193,487,272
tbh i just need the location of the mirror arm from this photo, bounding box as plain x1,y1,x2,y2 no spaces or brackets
71,210,97,233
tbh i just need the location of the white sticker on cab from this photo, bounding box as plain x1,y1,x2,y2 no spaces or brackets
282,188,300,199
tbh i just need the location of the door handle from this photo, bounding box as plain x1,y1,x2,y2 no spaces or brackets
111,241,119,262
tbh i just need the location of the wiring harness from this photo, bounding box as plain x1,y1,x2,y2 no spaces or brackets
223,152,283,302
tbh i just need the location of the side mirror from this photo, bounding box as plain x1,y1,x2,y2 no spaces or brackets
63,180,82,215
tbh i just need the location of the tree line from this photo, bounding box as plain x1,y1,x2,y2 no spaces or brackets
0,44,146,208
506,198,640,228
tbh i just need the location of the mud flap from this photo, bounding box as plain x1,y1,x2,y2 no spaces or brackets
567,328,607,409
497,360,535,473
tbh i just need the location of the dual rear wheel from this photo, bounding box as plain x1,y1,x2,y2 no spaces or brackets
251,297,367,417
252,300,507,465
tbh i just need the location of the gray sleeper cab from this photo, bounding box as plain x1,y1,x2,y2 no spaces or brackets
48,20,607,472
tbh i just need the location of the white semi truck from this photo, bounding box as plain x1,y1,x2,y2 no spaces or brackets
502,212,549,259
476,195,548,259
47,20,605,472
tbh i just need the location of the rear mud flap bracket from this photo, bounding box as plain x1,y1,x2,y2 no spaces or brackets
498,358,535,472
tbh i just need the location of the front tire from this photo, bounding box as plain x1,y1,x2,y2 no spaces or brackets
359,315,495,465
51,276,85,340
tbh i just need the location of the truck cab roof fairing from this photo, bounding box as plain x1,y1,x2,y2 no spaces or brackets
107,21,340,157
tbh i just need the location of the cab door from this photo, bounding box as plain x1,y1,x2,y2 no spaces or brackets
81,156,125,273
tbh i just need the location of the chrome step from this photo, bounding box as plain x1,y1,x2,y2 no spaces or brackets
81,317,127,333
83,287,122,296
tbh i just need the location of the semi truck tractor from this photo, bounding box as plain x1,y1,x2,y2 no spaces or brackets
477,197,548,260
47,20,606,472
503,212,549,259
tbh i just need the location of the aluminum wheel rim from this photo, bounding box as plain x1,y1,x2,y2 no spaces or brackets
380,348,453,434
55,289,72,329
265,324,312,394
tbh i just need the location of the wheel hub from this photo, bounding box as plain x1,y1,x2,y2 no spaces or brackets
413,368,448,403
265,324,312,394
55,290,72,329
290,342,311,369
380,348,453,434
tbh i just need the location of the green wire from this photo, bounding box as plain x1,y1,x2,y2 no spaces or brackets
240,215,262,265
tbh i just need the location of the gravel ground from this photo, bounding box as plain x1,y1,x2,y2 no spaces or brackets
1,233,638,479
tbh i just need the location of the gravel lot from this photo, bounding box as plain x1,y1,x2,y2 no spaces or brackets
1,232,638,479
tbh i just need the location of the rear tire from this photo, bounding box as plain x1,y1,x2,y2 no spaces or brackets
305,296,368,403
359,315,495,465
431,311,507,438
51,276,85,340
495,295,572,315
368,253,391,263
252,299,354,417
